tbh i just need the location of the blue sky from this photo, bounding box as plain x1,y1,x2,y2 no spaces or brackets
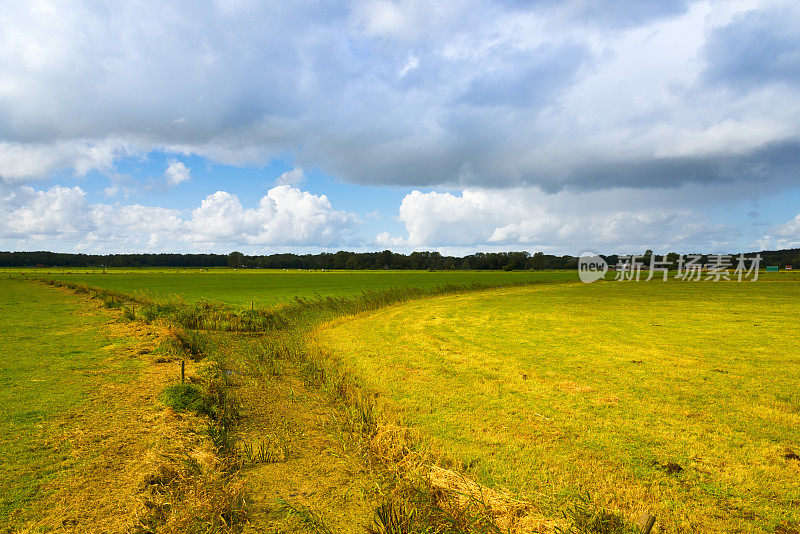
1,0,799,255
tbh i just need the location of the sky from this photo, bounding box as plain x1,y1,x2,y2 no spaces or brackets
1,0,799,256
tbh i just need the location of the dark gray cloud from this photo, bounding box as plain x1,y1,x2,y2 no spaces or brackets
559,139,800,192
704,4,800,89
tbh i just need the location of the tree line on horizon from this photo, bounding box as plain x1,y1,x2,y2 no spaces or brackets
1,248,799,270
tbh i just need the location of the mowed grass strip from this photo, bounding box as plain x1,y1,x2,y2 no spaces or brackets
0,278,138,523
314,281,800,532
27,268,575,307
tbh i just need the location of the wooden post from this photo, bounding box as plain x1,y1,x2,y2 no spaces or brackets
637,512,656,534
181,360,185,384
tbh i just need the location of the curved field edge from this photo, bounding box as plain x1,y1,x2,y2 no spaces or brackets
312,282,800,533
31,274,573,332
26,274,585,532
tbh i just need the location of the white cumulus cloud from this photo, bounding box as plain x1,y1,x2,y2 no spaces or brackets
164,159,191,186
377,186,739,254
2,185,91,236
0,183,358,252
274,167,305,186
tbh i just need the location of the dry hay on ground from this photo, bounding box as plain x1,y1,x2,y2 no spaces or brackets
12,296,231,533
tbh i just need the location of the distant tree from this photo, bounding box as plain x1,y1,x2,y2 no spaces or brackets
530,252,545,270
3,247,798,271
227,251,244,268
376,249,393,269
666,252,680,269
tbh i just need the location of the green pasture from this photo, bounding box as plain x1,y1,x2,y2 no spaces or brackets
13,268,574,307
0,278,137,523
315,280,800,532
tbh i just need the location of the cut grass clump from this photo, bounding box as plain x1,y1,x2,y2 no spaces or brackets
154,327,213,363
135,457,248,534
162,383,206,413
102,294,123,308
153,337,183,363
364,467,534,534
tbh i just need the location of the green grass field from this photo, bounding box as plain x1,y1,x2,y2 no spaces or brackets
0,278,139,523
5,268,799,531
315,280,800,532
16,268,574,307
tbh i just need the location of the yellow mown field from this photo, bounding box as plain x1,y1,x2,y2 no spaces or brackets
315,280,800,532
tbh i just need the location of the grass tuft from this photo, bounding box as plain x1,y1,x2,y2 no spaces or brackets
554,494,638,534
365,500,417,534
162,383,206,413
174,328,212,361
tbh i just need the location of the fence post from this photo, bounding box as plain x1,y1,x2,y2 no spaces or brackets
637,512,655,534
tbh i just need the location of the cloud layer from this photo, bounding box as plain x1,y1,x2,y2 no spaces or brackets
1,0,799,194
1,0,799,254
2,179,797,254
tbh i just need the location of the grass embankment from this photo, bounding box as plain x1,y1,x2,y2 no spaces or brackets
208,279,577,533
36,275,569,333
315,280,800,532
26,268,574,307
